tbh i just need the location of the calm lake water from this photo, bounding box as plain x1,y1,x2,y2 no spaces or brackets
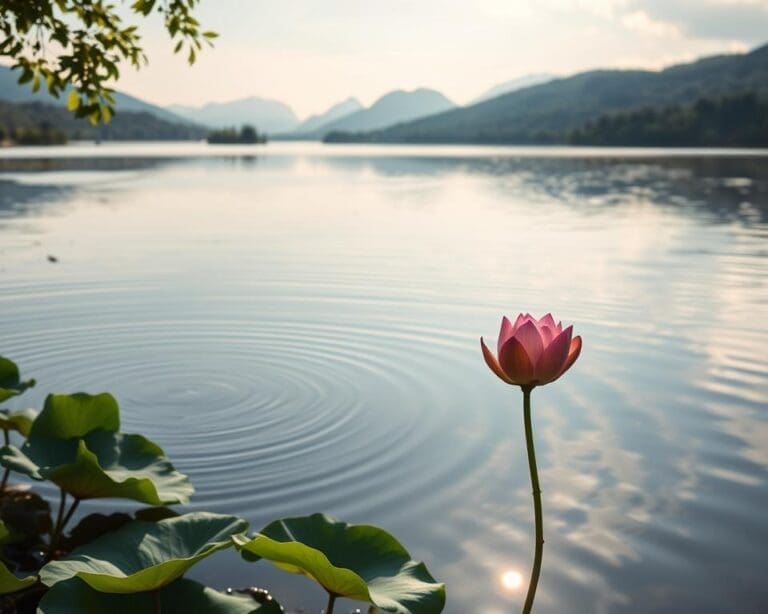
1,142,767,613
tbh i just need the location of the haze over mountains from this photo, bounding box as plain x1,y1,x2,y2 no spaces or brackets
168,97,299,133
471,74,554,104
287,88,455,139
1,42,766,146
327,43,768,144
294,97,363,133
0,65,187,125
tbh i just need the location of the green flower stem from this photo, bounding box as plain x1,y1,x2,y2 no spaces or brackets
326,592,337,614
48,489,68,559
522,385,543,614
48,490,79,558
60,497,80,534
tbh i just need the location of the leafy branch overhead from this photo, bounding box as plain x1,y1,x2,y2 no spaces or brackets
0,0,217,125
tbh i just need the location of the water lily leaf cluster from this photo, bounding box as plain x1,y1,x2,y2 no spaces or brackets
0,392,193,505
0,355,446,612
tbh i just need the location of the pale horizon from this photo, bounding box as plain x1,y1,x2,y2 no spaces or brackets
99,0,768,120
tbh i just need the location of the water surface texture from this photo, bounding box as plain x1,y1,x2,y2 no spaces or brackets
1,143,767,613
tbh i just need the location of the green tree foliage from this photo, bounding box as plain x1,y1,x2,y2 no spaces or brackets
0,0,217,125
568,94,768,147
207,124,267,144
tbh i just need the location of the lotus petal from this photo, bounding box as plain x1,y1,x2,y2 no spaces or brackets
481,338,514,384
536,326,573,384
512,321,545,366
499,337,535,384
497,316,514,355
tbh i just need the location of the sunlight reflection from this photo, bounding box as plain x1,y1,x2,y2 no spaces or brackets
500,569,524,591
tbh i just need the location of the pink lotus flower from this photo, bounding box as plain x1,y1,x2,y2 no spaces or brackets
481,313,582,387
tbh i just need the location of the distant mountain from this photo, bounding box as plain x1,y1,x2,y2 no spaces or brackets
295,97,363,133
168,96,299,133
326,43,768,145
0,100,207,142
472,74,554,104
0,65,188,125
302,88,456,138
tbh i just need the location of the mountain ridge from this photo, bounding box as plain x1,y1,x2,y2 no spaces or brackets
0,65,189,125
325,43,768,144
168,96,299,133
294,88,456,139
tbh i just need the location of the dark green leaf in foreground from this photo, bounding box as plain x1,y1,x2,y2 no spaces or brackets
0,393,193,505
233,513,445,614
0,486,52,540
0,409,38,437
0,357,35,403
0,560,36,595
37,577,282,613
40,512,248,593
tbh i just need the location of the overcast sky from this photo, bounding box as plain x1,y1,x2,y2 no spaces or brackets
113,0,768,118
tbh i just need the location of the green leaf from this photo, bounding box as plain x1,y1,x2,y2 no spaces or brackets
0,560,35,595
66,90,80,111
31,393,119,440
41,512,248,593
234,513,445,614
0,357,35,403
0,408,38,437
62,513,132,552
0,393,192,505
38,577,281,613
1,433,192,504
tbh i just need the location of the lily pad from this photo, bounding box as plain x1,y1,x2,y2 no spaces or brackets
233,513,445,614
38,577,282,613
40,512,248,593
0,409,38,437
0,393,192,505
0,357,35,404
0,560,36,595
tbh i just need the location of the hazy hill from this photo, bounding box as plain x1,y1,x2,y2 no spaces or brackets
295,97,363,133
0,65,188,125
304,88,455,138
0,100,207,142
168,96,299,133
471,74,554,104
326,43,768,144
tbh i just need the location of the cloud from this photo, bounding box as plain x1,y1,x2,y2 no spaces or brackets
621,10,682,37
629,0,768,42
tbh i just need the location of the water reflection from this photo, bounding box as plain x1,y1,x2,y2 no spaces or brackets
0,144,766,613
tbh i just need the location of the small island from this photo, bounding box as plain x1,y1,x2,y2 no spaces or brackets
207,124,267,144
